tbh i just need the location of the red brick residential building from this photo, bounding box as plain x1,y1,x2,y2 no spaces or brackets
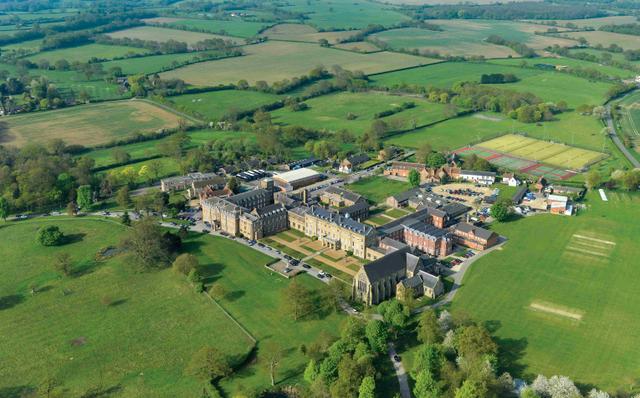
451,222,499,250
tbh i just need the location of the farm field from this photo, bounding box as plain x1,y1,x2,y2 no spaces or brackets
144,17,268,38
160,41,438,86
0,101,183,147
370,20,575,58
476,134,606,170
25,43,149,63
386,111,606,152
261,23,358,44
531,15,637,29
99,52,223,75
372,61,613,106
561,30,640,50
167,89,282,121
346,176,411,204
2,38,44,51
333,41,381,53
281,0,409,29
567,48,631,64
452,191,640,390
0,218,255,397
490,56,636,79
107,26,244,46
270,91,451,135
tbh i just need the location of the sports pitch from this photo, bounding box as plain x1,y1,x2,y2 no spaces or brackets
476,134,606,170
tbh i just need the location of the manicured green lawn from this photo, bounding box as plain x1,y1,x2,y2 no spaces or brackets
347,176,411,204
452,191,640,390
271,91,451,136
25,43,149,63
168,89,281,121
0,218,255,397
371,61,613,107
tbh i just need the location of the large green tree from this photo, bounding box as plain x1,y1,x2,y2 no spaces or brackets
409,169,421,188
186,346,231,383
122,217,172,269
358,375,375,398
76,185,92,210
490,198,513,222
414,369,439,398
365,320,388,354
0,196,9,221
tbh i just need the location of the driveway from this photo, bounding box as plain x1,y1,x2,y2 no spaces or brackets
388,342,411,398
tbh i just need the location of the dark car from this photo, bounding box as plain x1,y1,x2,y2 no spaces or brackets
302,263,311,269
290,260,300,266
393,355,401,362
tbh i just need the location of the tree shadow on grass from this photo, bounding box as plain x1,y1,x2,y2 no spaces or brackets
199,262,225,284
0,294,25,310
180,240,206,256
0,385,34,398
63,232,86,245
495,335,529,379
109,298,128,307
79,384,123,398
72,260,101,277
225,290,245,302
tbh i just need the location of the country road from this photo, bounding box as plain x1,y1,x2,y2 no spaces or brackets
605,104,640,169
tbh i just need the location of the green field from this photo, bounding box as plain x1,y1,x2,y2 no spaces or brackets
372,61,613,107
261,23,358,44
386,111,606,152
281,0,409,29
25,43,149,63
490,56,636,79
0,218,254,397
0,101,182,147
100,52,221,75
167,89,281,121
532,15,637,29
561,30,640,51
452,191,640,390
107,26,244,46
346,176,411,204
2,38,44,51
271,91,451,135
144,17,268,38
160,41,439,86
371,20,576,58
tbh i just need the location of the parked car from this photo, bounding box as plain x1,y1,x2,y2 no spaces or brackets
393,355,401,362
202,229,210,233
284,268,292,273
302,263,311,269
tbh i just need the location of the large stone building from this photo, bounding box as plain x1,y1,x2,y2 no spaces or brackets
319,186,369,221
273,168,323,191
202,189,287,239
161,172,222,192
289,206,375,258
352,247,443,305
384,219,453,257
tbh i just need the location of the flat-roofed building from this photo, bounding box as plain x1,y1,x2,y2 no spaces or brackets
273,168,323,191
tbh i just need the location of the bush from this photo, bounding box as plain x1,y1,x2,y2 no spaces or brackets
36,225,64,246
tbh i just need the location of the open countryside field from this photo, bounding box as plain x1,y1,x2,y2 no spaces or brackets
334,41,381,53
107,26,244,46
25,43,149,63
261,23,358,44
160,41,439,86
281,0,409,29
452,191,640,390
562,31,640,50
167,89,282,121
0,218,255,397
477,134,606,170
371,20,575,58
530,15,637,29
271,91,451,135
0,101,183,147
372,61,613,107
144,17,269,38
387,111,606,152
490,57,636,79
100,52,224,75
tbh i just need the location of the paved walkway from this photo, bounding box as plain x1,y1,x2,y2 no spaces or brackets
269,235,357,277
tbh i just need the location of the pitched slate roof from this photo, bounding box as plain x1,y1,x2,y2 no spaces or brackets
324,186,363,203
461,170,496,177
362,246,411,283
346,154,369,165
453,222,496,240
417,271,440,289
309,206,373,236
390,187,424,203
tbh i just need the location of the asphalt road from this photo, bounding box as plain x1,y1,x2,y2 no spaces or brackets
605,104,640,169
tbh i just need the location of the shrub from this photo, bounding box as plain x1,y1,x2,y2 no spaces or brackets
36,225,64,246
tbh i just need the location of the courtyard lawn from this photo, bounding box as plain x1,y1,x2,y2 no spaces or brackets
144,17,269,38
346,176,411,204
25,43,149,63
0,218,255,397
452,191,640,390
160,41,438,86
167,89,282,121
271,91,451,136
0,100,184,147
371,61,613,107
187,235,348,395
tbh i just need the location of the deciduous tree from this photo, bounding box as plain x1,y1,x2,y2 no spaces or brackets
172,253,199,275
53,252,73,276
186,346,231,382
409,169,421,188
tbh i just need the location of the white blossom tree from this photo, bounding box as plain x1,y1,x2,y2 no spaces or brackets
438,310,453,332
587,389,609,398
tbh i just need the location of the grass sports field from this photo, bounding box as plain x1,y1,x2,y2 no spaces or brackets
25,43,149,63
160,41,438,86
0,218,255,397
168,89,281,121
562,30,640,50
261,23,358,44
371,61,613,107
346,176,410,204
107,26,244,46
477,134,606,170
452,191,640,390
143,17,268,38
371,20,574,58
386,111,607,152
271,91,450,135
0,101,183,147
